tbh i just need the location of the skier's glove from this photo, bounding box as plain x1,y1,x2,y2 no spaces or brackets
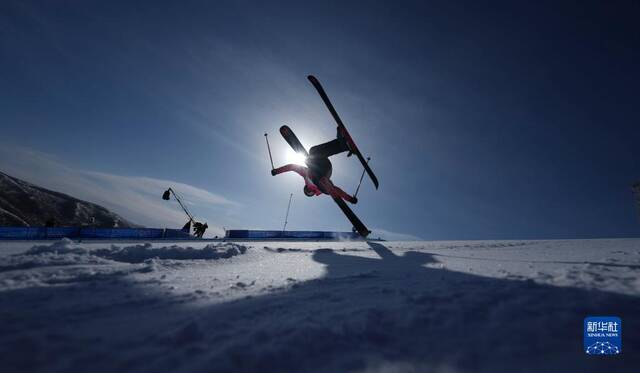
271,169,277,176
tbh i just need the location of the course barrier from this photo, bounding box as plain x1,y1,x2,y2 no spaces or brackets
225,230,361,240
0,227,192,240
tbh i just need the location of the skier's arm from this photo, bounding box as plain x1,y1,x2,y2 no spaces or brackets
271,164,307,177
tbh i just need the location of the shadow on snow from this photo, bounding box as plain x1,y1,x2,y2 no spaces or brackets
1,242,639,373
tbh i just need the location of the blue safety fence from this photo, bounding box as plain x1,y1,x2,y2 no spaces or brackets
0,227,192,240
225,230,361,240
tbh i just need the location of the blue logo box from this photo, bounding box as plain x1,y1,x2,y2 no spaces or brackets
584,316,621,355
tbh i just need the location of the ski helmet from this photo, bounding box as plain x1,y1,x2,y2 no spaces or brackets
303,185,315,197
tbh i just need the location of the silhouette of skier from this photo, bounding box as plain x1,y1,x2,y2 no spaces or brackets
271,131,358,204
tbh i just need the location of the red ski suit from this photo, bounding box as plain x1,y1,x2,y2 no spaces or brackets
272,164,356,203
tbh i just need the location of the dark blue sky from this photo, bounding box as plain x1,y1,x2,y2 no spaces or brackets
1,0,639,239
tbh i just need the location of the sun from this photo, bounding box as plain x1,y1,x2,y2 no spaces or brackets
285,148,307,166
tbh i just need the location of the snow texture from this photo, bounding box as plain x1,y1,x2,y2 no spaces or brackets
0,238,639,372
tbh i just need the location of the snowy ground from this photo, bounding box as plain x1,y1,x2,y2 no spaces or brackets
0,238,638,373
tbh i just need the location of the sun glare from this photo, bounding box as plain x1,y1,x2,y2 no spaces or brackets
285,148,307,166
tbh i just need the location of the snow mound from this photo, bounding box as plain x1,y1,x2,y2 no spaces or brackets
0,238,112,272
25,237,80,255
91,242,248,263
23,239,248,263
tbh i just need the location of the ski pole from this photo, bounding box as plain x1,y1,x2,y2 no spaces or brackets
264,133,275,170
354,157,371,198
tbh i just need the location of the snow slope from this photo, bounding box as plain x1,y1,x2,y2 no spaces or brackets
0,239,638,372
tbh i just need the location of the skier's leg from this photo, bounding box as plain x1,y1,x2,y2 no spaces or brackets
309,138,349,159
331,185,358,204
315,177,357,204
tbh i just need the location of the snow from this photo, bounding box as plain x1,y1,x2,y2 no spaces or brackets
0,238,638,372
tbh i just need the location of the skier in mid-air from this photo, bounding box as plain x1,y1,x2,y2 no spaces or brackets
266,75,378,237
271,127,358,204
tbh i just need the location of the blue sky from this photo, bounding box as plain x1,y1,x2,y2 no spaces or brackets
1,0,639,239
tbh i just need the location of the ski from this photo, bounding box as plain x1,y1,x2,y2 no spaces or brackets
280,125,309,157
307,75,379,189
332,197,370,237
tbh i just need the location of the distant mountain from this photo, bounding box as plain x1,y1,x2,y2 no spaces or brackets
0,171,137,228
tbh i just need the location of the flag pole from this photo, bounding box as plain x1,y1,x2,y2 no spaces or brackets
283,193,293,233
